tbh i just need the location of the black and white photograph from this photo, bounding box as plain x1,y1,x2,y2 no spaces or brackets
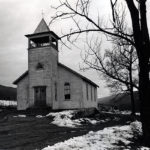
0,0,150,149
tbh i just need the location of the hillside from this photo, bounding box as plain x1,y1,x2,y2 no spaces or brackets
0,85,17,101
98,91,140,111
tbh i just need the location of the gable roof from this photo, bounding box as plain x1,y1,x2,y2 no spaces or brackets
13,63,98,87
58,63,99,87
13,71,28,85
34,18,50,34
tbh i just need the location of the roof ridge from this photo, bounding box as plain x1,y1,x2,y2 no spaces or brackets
13,63,99,87
58,63,99,87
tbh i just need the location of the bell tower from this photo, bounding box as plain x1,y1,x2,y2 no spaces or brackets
25,19,59,108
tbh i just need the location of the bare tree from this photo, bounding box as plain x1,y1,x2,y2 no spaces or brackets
81,36,138,115
103,45,138,115
51,0,150,145
105,31,138,115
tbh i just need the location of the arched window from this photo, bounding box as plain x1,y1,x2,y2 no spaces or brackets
36,63,44,70
64,82,71,100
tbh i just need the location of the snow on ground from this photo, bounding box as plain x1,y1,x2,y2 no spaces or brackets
136,113,140,116
36,115,45,118
46,110,81,127
13,115,26,118
101,110,141,117
0,100,17,107
43,121,149,150
46,110,105,127
101,110,131,115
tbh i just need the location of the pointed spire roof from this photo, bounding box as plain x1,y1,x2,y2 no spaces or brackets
25,18,60,40
34,18,50,34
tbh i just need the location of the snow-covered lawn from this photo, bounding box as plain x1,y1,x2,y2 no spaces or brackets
13,114,26,118
0,100,17,107
46,110,80,127
46,110,111,127
43,121,149,150
36,115,44,118
101,110,131,115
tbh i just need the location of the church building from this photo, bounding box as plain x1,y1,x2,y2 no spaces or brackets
13,19,98,110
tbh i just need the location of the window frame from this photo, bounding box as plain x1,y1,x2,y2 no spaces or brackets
36,62,44,70
64,82,71,100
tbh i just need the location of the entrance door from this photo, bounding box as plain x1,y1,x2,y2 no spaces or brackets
34,86,46,107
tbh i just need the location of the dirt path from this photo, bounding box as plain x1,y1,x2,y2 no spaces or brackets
0,109,134,150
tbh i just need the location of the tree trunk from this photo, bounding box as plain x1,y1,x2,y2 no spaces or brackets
139,57,150,146
129,71,135,116
129,49,135,116
126,0,150,145
130,87,135,116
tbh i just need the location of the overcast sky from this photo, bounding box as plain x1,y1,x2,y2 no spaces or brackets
2,0,148,98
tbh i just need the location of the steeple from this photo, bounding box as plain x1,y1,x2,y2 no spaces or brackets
34,18,50,34
25,18,59,50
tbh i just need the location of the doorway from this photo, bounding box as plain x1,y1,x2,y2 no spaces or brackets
34,86,46,107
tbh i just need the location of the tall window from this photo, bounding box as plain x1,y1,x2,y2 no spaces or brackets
91,86,93,101
86,83,88,100
94,88,97,101
64,82,71,100
55,82,57,101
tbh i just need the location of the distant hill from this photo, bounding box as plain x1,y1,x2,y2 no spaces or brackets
0,85,17,101
98,91,140,111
